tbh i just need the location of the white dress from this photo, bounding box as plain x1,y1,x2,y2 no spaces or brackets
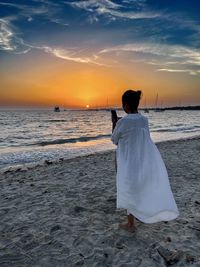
111,113,179,223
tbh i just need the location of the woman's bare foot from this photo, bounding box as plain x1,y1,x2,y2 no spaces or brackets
119,223,137,233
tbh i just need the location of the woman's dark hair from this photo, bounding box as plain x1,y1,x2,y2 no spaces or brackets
122,90,142,111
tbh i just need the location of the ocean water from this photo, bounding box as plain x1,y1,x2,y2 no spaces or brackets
0,109,199,170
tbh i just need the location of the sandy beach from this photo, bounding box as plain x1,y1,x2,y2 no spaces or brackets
0,137,200,267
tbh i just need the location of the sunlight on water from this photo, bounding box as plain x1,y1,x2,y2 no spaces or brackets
0,109,199,168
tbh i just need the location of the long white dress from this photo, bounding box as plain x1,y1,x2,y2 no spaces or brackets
111,113,179,223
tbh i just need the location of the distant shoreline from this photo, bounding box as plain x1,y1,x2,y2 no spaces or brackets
75,106,200,111
0,105,199,111
143,106,200,111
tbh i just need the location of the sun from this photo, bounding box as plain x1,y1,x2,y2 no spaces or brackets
86,104,90,109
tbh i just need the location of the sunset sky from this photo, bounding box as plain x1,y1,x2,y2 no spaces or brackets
0,0,200,108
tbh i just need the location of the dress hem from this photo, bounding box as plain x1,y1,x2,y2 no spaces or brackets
117,206,179,224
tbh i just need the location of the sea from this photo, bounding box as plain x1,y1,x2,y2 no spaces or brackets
0,109,199,171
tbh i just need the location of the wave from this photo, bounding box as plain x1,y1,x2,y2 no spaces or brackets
173,123,184,127
153,125,200,133
43,119,68,123
32,134,111,146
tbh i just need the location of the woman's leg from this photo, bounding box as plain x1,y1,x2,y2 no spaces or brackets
119,211,137,232
128,213,135,226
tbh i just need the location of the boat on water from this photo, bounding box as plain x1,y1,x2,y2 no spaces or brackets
155,108,165,112
144,98,149,113
154,93,165,112
54,106,60,112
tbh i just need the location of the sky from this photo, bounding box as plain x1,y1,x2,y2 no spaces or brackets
0,0,200,108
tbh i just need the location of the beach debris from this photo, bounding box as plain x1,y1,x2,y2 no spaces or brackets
185,253,195,263
4,169,12,174
74,206,87,213
176,218,188,224
165,237,172,243
44,160,53,165
15,168,22,172
188,222,200,231
20,166,28,172
79,171,88,176
115,243,124,249
50,225,61,233
150,242,157,249
157,246,183,265
106,197,116,202
75,259,84,265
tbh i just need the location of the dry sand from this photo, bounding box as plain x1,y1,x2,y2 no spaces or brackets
0,137,200,266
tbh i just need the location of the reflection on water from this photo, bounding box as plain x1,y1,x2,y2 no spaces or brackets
0,109,199,168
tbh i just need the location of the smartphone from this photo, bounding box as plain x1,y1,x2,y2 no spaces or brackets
111,109,118,121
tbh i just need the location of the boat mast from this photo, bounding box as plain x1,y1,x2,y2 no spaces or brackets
155,93,158,109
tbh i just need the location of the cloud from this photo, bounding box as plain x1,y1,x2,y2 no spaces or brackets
147,60,181,66
0,1,61,25
0,2,50,17
37,46,105,65
0,18,13,51
165,11,200,35
0,16,104,65
68,0,122,11
99,42,200,75
156,69,200,76
0,17,103,65
100,42,200,65
0,18,30,54
1,14,199,72
13,41,105,66
50,18,69,26
1,0,199,73
67,0,161,22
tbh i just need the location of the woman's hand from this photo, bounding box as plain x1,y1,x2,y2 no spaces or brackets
111,110,118,132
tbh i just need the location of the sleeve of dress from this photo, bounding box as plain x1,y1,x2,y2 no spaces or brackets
111,119,123,145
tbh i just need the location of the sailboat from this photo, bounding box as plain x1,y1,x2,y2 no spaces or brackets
105,97,110,111
144,97,149,113
154,93,165,112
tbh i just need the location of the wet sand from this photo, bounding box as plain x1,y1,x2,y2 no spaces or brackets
0,137,200,266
